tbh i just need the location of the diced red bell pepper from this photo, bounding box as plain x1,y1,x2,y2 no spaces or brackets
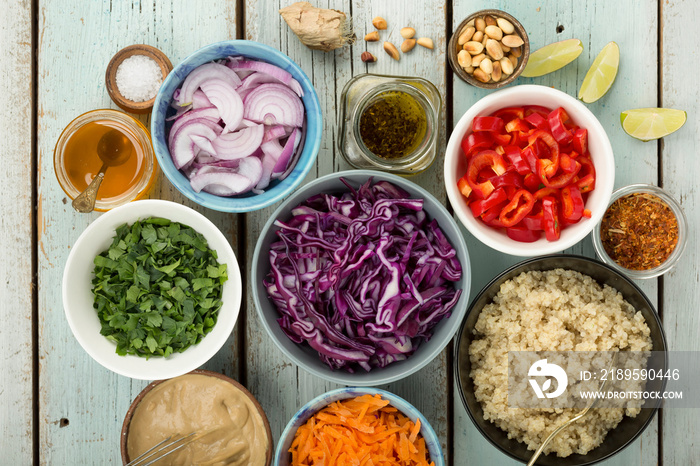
457,174,472,198
506,225,542,243
491,171,524,190
481,201,509,223
537,158,581,189
524,112,548,130
499,189,535,227
542,196,561,241
482,215,507,228
470,188,508,217
522,209,544,230
495,145,505,155
467,150,508,198
522,145,538,173
493,132,513,146
559,153,578,173
528,130,560,176
523,172,541,192
583,209,592,218
504,145,531,175
461,132,494,158
576,156,596,193
524,105,552,117
547,107,574,145
573,128,588,154
534,187,559,200
561,185,585,222
493,107,525,122
473,116,505,132
505,118,530,133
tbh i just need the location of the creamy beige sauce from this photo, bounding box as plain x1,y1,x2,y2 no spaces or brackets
127,374,268,466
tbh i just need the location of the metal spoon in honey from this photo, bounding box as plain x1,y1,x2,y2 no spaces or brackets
72,129,133,213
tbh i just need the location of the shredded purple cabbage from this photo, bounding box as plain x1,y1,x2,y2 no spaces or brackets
264,178,462,372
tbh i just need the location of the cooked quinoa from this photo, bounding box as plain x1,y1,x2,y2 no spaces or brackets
468,269,652,457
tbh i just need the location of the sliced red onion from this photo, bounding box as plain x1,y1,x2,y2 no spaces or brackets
279,120,307,181
261,138,284,160
254,151,277,193
168,108,220,147
192,90,213,109
190,167,253,195
244,83,304,127
263,125,288,143
169,122,218,169
232,60,304,97
273,128,299,175
237,156,264,187
211,124,264,160
200,78,244,131
191,134,217,156
177,63,242,106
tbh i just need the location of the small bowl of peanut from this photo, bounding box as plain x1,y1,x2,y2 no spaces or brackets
448,9,529,89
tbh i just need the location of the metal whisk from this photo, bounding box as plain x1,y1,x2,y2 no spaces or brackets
126,432,197,466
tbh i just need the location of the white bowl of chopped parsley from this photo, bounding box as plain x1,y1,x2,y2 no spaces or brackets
63,199,241,380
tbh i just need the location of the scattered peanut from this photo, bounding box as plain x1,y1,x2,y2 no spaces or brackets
457,49,471,68
502,34,524,48
364,31,380,42
454,13,526,84
361,51,377,63
485,25,503,40
471,53,486,67
480,57,494,74
496,17,515,34
417,37,434,49
383,41,400,60
372,16,387,30
500,56,514,75
485,39,504,60
401,38,416,52
458,26,475,45
400,27,415,39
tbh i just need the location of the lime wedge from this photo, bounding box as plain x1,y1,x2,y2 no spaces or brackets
521,39,583,77
620,108,687,141
578,42,620,103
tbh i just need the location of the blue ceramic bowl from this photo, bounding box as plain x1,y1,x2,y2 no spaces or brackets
251,170,471,386
151,40,322,212
274,387,445,466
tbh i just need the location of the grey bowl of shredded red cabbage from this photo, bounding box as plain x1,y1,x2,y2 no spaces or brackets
251,170,471,385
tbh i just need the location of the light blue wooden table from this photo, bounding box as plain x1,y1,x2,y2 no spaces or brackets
2,0,698,464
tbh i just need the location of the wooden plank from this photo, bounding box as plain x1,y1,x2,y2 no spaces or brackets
244,0,451,454
36,1,238,463
0,0,34,462
660,0,700,464
450,1,660,465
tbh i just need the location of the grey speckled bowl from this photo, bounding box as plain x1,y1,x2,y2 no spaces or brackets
251,170,471,386
455,255,667,465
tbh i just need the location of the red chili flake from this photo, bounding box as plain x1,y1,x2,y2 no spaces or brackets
600,193,679,270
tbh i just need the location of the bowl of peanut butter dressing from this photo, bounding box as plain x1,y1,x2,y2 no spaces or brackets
121,370,272,466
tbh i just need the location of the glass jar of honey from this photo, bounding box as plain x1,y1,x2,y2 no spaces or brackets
338,74,442,175
54,109,157,211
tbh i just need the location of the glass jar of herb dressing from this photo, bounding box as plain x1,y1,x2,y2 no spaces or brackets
338,74,442,174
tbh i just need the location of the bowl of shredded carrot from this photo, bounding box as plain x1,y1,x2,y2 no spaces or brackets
275,387,444,466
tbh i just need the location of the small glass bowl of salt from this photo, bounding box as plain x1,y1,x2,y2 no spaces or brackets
106,44,172,114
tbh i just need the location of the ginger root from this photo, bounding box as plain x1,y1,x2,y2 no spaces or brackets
279,2,355,52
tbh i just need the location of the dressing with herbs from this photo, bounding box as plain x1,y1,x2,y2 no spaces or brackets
359,90,427,159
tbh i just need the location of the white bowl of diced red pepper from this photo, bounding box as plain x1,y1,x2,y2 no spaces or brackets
445,84,615,256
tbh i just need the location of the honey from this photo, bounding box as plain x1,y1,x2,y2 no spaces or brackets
54,109,156,211
62,120,145,201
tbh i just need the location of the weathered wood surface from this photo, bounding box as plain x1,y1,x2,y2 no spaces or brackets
36,1,239,464
0,0,34,463
1,0,697,463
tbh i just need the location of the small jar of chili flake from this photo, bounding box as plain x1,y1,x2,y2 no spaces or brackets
337,74,442,174
592,184,687,279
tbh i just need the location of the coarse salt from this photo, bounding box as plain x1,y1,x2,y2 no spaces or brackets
115,54,163,102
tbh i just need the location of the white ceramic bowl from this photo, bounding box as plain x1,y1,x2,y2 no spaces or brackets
62,200,242,380
444,85,615,256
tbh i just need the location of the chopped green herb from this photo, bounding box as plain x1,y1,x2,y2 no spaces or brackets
91,217,228,358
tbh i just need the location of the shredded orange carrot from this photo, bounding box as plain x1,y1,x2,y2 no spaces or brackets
289,394,435,466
